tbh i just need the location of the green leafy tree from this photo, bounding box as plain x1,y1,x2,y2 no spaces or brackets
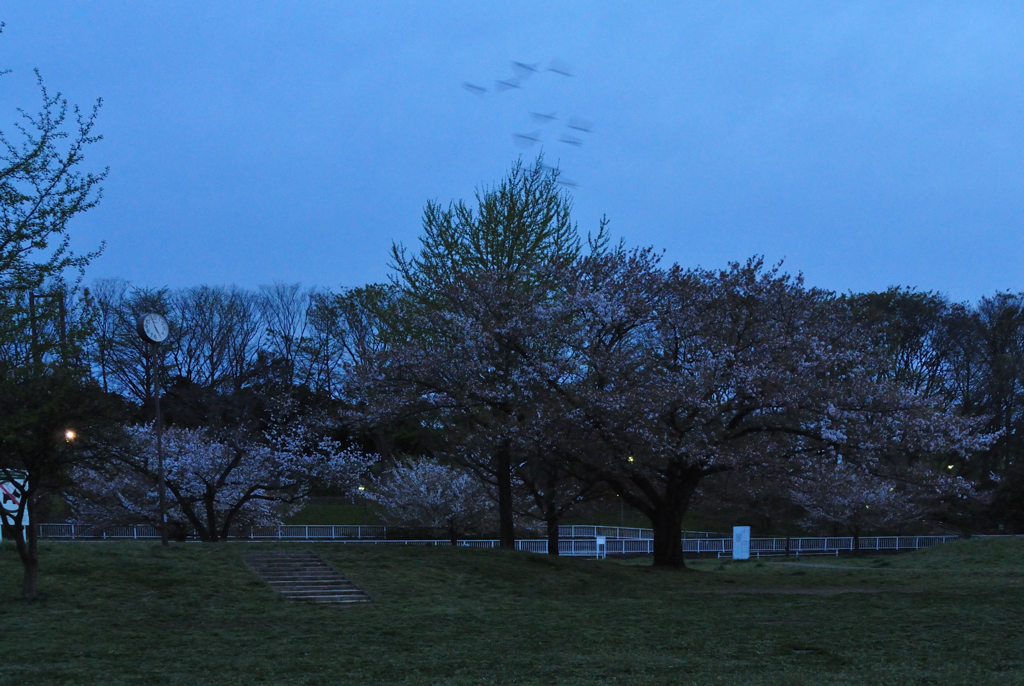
0,26,107,598
0,370,125,598
362,156,591,549
0,56,105,368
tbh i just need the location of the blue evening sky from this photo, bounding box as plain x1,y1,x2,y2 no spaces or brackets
3,2,1022,302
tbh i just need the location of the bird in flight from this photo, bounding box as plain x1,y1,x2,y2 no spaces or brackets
559,135,583,147
514,131,542,147
495,78,522,92
546,58,573,77
531,111,559,124
462,82,487,96
567,117,593,133
512,61,541,79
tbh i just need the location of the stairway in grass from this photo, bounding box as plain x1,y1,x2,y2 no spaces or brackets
245,550,372,605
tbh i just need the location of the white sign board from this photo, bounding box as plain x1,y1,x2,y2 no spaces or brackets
0,477,29,538
595,535,607,559
732,526,751,560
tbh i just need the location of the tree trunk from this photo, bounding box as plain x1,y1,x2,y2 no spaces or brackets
545,508,560,556
22,536,38,599
496,445,515,550
651,507,685,568
206,491,222,542
646,468,701,569
14,506,40,599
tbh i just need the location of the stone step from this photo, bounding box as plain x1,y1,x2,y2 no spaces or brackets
266,580,357,586
280,589,367,597
277,588,366,596
306,597,371,604
263,574,347,580
268,584,364,591
245,550,372,605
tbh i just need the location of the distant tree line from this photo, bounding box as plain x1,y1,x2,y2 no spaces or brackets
11,159,1014,570
3,99,1021,587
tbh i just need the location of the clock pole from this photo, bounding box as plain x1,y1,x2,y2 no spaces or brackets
153,339,168,547
137,313,170,547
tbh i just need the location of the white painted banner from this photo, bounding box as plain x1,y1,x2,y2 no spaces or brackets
732,526,750,560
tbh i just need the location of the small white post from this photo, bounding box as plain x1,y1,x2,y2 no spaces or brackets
732,526,750,560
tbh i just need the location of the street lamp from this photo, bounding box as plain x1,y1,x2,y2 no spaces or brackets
64,429,76,442
137,313,170,547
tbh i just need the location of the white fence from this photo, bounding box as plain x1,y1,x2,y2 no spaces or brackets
556,525,722,540
34,523,959,557
36,523,718,541
37,523,386,540
473,536,958,557
683,535,959,558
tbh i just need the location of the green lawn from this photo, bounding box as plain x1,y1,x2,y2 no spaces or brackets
284,502,377,526
0,538,1021,684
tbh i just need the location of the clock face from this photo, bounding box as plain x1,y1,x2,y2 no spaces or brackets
137,313,169,343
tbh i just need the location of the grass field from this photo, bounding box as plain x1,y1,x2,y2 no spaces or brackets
0,538,1021,685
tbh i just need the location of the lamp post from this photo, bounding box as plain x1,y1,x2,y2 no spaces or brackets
137,313,170,547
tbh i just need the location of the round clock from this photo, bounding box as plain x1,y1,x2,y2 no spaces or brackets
137,313,169,344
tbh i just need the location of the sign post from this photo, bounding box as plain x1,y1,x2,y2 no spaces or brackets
0,474,29,541
732,526,751,561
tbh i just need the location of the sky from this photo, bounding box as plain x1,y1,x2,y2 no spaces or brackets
2,1,1023,303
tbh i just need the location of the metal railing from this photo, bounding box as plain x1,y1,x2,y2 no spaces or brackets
247,525,386,540
36,523,161,540
542,536,957,556
455,536,956,556
37,523,385,540
557,525,723,540
34,524,959,558
699,535,959,558
324,538,652,556
37,523,714,541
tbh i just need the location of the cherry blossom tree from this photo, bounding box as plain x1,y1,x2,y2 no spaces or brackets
71,422,373,541
552,252,991,568
365,457,493,544
512,443,605,556
789,458,974,549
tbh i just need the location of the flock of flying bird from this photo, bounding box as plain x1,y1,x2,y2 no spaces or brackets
462,59,592,187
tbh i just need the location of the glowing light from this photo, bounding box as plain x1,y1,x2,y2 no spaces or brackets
627,456,634,463
64,430,76,441
357,486,365,492
947,465,954,470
